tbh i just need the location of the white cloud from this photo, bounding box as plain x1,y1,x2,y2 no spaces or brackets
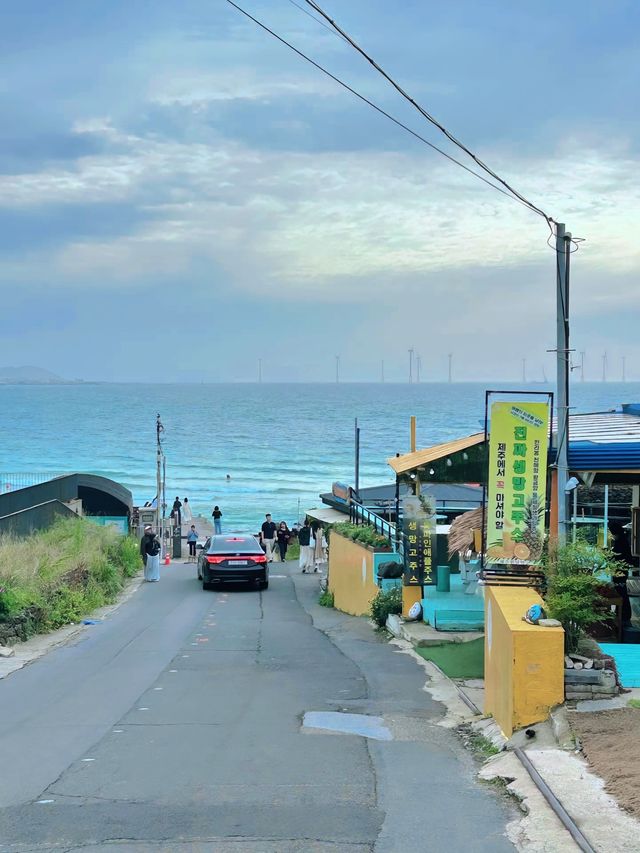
1,120,638,306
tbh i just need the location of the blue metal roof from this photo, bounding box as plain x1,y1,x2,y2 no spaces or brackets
565,410,640,471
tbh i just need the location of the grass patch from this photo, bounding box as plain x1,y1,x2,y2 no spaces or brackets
318,589,334,608
287,541,300,561
0,518,142,640
628,699,640,709
417,637,484,679
459,724,500,759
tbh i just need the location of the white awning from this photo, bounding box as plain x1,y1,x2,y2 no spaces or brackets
304,507,348,524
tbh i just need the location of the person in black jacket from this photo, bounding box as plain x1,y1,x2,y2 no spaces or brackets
298,520,313,573
139,526,153,567
144,528,161,582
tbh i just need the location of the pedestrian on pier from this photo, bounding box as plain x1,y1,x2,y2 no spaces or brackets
171,496,182,526
212,505,223,535
186,525,198,563
182,497,193,523
260,513,277,562
277,521,290,562
143,529,161,582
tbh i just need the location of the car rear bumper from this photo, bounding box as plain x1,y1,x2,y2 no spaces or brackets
203,567,267,584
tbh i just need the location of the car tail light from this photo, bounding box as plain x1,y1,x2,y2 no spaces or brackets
206,556,226,564
253,554,267,564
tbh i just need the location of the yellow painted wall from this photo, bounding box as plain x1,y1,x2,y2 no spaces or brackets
329,532,379,616
402,585,422,618
484,586,564,737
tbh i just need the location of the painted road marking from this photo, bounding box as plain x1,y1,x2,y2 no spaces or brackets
81,758,96,762
37,800,55,804
137,707,149,711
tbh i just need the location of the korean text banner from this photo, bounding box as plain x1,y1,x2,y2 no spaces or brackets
402,495,436,585
486,401,550,564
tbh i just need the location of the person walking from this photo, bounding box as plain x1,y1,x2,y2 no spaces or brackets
186,524,199,563
212,505,223,535
171,496,182,526
260,513,277,562
182,497,193,523
276,521,290,562
139,525,153,568
298,519,313,573
312,521,326,573
143,528,161,582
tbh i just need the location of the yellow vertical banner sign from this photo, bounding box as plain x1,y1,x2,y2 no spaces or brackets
487,401,550,564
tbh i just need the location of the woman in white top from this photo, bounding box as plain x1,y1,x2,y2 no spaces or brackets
182,497,193,523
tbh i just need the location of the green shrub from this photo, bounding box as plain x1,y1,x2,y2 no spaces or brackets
544,541,616,653
319,589,334,608
370,587,403,628
0,519,143,640
332,522,390,550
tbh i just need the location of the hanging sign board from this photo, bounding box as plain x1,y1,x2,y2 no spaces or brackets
402,495,436,585
486,401,550,564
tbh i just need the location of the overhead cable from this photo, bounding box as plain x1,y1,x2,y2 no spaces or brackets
224,0,550,215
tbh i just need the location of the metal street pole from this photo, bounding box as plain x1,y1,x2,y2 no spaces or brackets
354,418,360,500
156,414,163,554
556,224,571,544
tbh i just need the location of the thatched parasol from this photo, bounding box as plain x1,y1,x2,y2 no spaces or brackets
447,506,485,558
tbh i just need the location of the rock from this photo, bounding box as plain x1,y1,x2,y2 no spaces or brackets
574,662,583,670
0,645,15,658
593,659,605,670
584,659,593,670
565,656,574,669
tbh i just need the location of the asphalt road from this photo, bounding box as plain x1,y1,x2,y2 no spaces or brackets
0,561,516,852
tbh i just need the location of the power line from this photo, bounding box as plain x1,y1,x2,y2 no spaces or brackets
284,0,347,42
224,0,552,214
303,0,552,223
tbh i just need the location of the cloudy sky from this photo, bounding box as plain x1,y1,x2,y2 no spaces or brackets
1,0,638,382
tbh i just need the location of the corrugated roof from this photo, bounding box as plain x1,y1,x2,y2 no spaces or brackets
387,433,484,475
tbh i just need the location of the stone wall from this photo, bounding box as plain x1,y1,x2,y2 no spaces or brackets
564,668,619,701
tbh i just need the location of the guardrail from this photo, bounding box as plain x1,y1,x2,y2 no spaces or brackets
349,502,396,546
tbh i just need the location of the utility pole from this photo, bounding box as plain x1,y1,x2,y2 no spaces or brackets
156,414,164,554
354,418,360,500
381,359,385,383
622,356,626,382
258,358,262,383
416,354,422,383
602,352,608,382
408,348,414,384
580,351,585,382
335,355,340,384
448,353,453,383
556,224,571,545
522,358,527,384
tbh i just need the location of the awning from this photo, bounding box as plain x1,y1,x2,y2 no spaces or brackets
305,506,348,524
387,433,485,475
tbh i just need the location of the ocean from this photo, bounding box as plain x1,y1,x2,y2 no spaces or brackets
1,382,638,531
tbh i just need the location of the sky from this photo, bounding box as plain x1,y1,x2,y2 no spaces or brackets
0,0,638,383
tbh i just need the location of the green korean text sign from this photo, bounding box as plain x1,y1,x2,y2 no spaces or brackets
486,401,550,564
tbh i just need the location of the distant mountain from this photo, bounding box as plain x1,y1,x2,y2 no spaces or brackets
0,366,71,384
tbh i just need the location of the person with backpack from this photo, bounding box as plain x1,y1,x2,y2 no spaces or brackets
144,528,161,582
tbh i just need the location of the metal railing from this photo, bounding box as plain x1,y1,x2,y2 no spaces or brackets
349,502,396,546
0,473,68,493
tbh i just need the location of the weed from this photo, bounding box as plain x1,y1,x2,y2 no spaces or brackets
318,589,334,608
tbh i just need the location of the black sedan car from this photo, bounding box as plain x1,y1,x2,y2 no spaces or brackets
197,534,269,590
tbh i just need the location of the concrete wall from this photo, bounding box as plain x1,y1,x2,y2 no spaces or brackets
329,533,400,616
484,586,564,737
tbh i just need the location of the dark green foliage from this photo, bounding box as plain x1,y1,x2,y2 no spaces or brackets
370,587,402,628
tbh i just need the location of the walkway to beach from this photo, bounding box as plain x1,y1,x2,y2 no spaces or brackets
0,562,516,851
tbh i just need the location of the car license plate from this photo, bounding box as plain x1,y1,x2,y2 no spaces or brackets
229,560,248,566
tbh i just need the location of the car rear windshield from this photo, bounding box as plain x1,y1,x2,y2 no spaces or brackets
208,536,263,555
